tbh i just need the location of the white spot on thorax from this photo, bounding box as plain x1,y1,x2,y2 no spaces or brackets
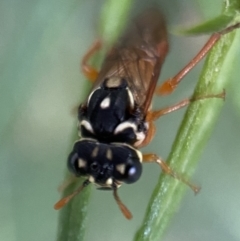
134,132,146,146
105,77,122,88
100,97,111,109
134,122,149,146
114,121,147,146
114,121,137,135
80,120,94,134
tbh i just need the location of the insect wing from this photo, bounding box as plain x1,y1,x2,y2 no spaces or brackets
94,9,169,114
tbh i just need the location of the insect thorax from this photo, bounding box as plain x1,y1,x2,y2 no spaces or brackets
78,77,148,146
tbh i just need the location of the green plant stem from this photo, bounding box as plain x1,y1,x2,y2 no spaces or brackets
55,1,133,241
134,4,240,241
56,175,92,241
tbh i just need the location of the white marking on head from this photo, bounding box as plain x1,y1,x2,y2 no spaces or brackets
116,164,126,175
89,176,95,183
106,148,113,160
135,149,143,163
80,120,95,134
78,158,86,168
126,88,135,109
111,142,143,164
91,146,99,158
105,178,113,186
100,97,111,109
114,121,137,135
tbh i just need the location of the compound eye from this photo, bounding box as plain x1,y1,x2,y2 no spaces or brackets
68,152,88,176
127,166,138,177
115,161,142,184
124,162,142,184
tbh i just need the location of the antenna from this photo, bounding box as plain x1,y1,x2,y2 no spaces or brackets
54,179,90,210
113,186,132,220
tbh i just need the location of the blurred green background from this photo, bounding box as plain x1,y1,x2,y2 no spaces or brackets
1,0,240,241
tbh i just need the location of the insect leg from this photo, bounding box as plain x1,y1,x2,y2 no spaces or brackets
147,90,225,122
143,153,200,194
81,39,102,82
156,23,240,96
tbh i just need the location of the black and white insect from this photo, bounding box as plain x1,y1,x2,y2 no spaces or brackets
54,9,240,219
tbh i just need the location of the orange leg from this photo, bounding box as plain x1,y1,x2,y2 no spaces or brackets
156,23,240,95
147,90,225,122
81,39,102,82
143,153,200,194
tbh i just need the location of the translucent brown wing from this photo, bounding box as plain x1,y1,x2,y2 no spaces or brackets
93,9,169,114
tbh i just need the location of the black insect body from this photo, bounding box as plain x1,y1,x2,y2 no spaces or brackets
79,78,147,145
72,10,168,196
55,10,169,219
68,139,142,187
54,8,240,219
